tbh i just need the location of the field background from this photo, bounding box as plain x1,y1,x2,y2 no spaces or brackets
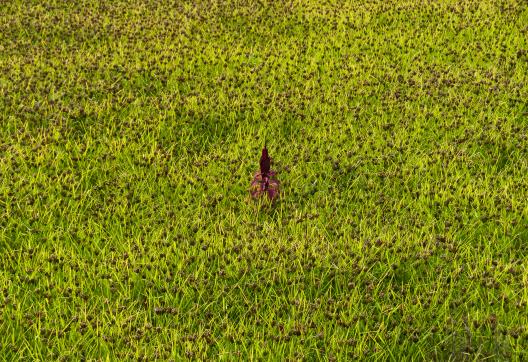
1,0,528,360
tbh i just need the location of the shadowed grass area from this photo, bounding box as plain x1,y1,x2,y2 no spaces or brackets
1,0,527,360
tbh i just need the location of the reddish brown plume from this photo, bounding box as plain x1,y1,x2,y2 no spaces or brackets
260,146,271,176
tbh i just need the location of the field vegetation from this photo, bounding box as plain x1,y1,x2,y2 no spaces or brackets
1,0,527,360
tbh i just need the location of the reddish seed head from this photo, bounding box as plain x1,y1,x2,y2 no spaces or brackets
260,146,270,176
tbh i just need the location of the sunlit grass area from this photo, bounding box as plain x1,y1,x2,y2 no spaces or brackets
1,0,527,360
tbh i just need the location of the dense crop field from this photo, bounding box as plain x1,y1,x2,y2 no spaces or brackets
1,0,528,360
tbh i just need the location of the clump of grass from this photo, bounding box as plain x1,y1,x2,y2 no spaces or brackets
250,145,280,201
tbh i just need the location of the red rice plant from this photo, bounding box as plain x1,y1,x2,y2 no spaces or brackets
250,145,280,201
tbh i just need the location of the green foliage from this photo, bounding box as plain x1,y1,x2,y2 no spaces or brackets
1,0,527,360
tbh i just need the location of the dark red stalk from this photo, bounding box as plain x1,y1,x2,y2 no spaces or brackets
260,146,270,177
259,146,271,191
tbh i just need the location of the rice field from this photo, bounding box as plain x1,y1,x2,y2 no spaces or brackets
1,0,527,360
